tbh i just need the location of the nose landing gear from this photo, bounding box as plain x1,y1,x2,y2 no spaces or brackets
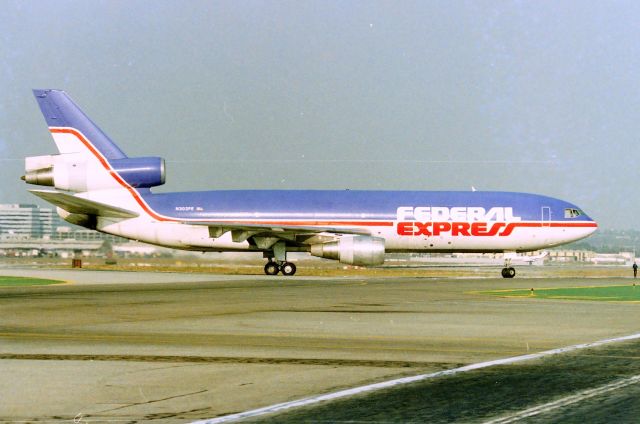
501,267,516,278
501,255,516,278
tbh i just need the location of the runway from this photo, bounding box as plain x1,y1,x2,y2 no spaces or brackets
247,335,640,423
1,269,640,422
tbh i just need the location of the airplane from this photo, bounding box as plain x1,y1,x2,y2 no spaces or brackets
22,89,598,278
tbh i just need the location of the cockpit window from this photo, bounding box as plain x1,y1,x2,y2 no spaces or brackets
564,208,582,218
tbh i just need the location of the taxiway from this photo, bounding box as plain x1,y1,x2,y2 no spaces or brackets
1,269,639,422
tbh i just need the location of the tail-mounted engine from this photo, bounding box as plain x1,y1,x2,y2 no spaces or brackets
311,235,385,266
22,154,165,192
110,157,166,188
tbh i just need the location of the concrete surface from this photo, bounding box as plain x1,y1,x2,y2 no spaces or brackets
1,269,639,422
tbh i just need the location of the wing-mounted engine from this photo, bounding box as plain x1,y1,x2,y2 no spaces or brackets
22,154,165,192
310,235,385,266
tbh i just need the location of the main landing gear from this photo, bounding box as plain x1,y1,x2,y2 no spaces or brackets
264,260,297,276
263,241,297,276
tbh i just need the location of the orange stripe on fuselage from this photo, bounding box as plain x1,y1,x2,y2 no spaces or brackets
50,127,169,221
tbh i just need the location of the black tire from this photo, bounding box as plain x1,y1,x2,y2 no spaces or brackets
501,268,509,278
281,262,297,276
507,267,516,278
264,262,280,275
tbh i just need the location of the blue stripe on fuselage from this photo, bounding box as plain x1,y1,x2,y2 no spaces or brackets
140,190,594,222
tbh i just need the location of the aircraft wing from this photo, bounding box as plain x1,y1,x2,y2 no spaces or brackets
29,188,370,249
29,188,368,240
186,221,371,235
29,190,139,218
183,220,372,246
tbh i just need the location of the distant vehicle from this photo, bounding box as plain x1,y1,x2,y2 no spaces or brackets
23,90,597,277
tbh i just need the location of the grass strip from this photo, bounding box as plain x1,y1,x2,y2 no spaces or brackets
480,284,640,302
0,276,64,287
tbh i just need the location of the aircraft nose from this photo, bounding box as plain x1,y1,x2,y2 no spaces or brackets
582,216,598,238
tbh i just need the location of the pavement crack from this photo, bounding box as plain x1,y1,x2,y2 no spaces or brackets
97,389,209,413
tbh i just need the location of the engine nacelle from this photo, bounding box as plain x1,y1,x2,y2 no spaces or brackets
23,154,165,191
110,157,166,188
310,235,385,266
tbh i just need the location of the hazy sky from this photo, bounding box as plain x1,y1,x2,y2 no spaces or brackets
2,1,640,229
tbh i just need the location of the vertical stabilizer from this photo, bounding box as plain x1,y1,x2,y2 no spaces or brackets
27,90,165,194
32,89,127,159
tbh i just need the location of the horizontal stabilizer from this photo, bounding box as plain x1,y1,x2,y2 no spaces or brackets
29,190,139,218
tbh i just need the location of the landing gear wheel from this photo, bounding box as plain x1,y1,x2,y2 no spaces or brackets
281,262,297,276
501,267,516,278
264,262,280,275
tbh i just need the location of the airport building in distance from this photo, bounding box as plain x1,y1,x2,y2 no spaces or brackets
0,203,125,240
0,203,125,257
0,203,58,238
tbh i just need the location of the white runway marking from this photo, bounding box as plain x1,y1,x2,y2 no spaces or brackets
190,332,640,424
484,374,640,424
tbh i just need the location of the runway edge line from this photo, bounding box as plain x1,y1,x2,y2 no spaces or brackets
190,332,640,424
